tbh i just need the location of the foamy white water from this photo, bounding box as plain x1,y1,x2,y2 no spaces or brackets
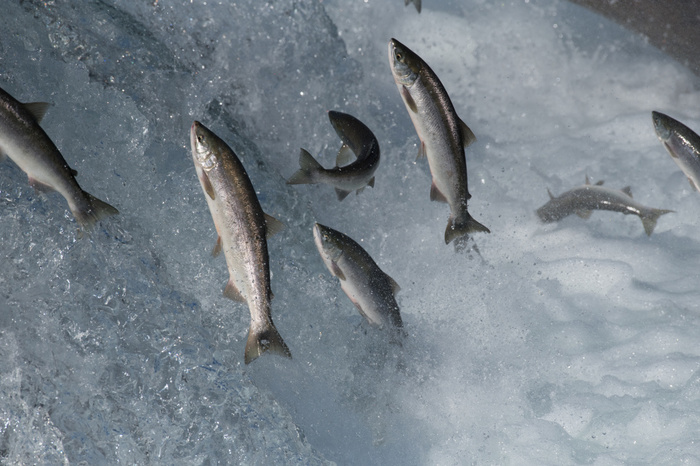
1,0,699,463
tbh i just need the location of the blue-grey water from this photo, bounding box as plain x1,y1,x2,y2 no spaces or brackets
2,0,700,464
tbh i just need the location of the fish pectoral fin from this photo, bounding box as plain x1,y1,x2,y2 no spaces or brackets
368,176,375,188
576,210,593,219
459,119,477,147
264,213,285,237
430,182,448,203
199,171,216,200
335,144,355,167
335,188,352,201
689,177,700,191
23,102,51,123
330,260,346,281
416,141,427,160
401,85,418,113
211,235,223,257
621,186,633,197
28,177,55,193
223,279,246,303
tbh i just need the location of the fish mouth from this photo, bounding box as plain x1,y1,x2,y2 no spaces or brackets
651,111,672,140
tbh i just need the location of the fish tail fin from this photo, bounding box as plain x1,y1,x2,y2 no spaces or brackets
641,208,674,236
445,214,490,244
244,323,292,364
74,191,119,235
287,149,322,185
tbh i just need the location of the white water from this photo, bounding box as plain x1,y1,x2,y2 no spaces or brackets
1,0,700,464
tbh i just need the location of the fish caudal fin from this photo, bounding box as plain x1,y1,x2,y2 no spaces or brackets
641,208,674,236
244,323,292,364
74,191,119,235
287,149,322,185
445,214,490,244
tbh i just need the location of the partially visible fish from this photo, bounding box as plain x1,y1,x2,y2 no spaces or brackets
0,86,118,233
652,111,700,192
287,110,380,201
405,0,421,13
536,177,673,236
388,38,489,244
313,223,404,337
190,121,291,364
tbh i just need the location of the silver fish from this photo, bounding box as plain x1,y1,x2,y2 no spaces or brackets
652,111,700,192
405,0,421,13
287,110,380,201
190,121,291,364
536,177,673,236
313,223,404,336
0,86,118,232
388,38,489,244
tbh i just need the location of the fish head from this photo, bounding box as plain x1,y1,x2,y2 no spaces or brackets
313,223,344,264
190,121,221,172
388,38,421,87
652,111,673,142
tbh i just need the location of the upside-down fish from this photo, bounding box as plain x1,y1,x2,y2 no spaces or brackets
0,86,118,232
536,177,673,235
287,110,380,201
313,223,404,337
388,38,489,244
190,121,291,364
652,111,700,192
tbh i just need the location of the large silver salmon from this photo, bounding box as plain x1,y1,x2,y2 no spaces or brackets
388,38,489,244
190,121,291,364
652,111,700,192
536,177,672,235
0,86,118,233
313,223,403,337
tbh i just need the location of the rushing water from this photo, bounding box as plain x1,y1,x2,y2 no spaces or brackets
1,0,700,463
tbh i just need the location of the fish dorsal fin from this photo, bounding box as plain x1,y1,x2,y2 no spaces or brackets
70,168,78,177
388,275,401,295
212,235,223,257
368,176,375,188
460,119,477,147
23,102,51,123
335,188,351,201
584,175,591,185
264,213,285,238
547,188,555,200
223,279,246,302
335,144,355,167
200,171,216,200
621,186,633,197
576,210,593,219
401,85,418,113
416,141,427,160
430,181,448,203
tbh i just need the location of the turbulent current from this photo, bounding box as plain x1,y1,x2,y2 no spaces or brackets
1,0,700,464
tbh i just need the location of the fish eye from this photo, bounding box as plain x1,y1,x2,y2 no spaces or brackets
396,51,403,61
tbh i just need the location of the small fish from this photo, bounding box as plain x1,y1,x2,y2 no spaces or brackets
536,177,673,235
190,121,291,364
287,110,380,201
0,86,118,233
313,223,404,337
388,38,489,244
405,0,421,13
652,111,700,192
